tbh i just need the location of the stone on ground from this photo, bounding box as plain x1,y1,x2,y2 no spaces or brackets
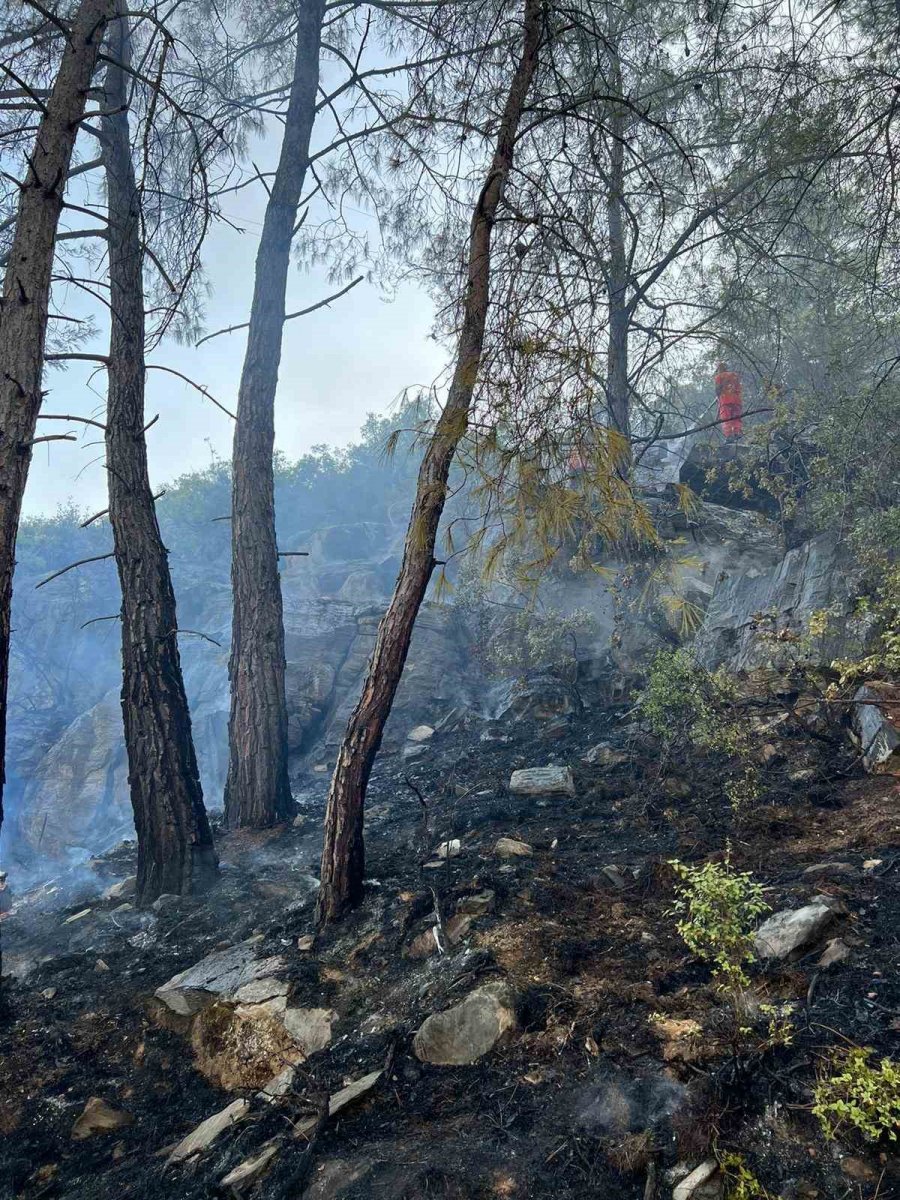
71,1097,133,1140
582,744,628,767
672,1160,723,1200
293,1070,383,1139
154,940,286,1015
407,724,435,742
509,766,575,797
413,982,518,1066
495,837,533,858
753,897,837,960
220,1141,279,1191
852,684,900,773
167,1097,250,1164
103,875,136,901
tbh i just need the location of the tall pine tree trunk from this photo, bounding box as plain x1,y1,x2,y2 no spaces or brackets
317,0,544,924
225,0,326,829
605,45,631,452
0,0,115,922
102,11,217,905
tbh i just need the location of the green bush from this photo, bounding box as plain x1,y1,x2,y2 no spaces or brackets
813,1048,900,1143
669,854,769,992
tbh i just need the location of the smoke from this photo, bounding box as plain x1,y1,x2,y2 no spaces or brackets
575,1069,688,1136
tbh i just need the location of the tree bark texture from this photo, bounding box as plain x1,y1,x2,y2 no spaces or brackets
0,0,115,888
102,12,217,904
316,0,544,924
225,0,326,829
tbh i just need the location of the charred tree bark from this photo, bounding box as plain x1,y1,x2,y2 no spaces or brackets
0,0,114,901
225,0,326,829
102,12,217,904
316,0,544,925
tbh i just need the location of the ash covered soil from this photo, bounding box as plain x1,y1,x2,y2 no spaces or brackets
1,678,899,1199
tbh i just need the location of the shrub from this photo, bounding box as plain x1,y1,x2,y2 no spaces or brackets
812,1048,900,1143
638,649,745,756
669,854,769,992
639,650,760,822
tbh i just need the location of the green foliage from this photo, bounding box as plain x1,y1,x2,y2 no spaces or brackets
452,555,593,681
639,649,760,822
812,1048,900,1143
669,854,769,991
639,649,743,754
718,1152,779,1200
832,562,900,686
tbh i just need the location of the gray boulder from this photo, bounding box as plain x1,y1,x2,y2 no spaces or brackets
753,897,837,960
155,941,287,1016
509,766,575,797
852,684,900,773
413,982,518,1065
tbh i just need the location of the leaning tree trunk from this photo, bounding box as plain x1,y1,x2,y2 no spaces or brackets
102,11,217,904
0,0,114,921
225,0,326,829
317,0,544,924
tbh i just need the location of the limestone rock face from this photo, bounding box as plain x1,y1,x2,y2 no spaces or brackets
413,982,518,1065
695,533,868,673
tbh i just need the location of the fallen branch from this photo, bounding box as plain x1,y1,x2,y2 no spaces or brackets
36,552,114,589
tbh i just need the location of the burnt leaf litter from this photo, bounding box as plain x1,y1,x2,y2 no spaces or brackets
1,677,898,1200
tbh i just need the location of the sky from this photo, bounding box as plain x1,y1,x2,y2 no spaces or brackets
23,156,447,519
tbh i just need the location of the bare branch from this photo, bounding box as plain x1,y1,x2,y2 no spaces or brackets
195,275,365,348
36,553,114,590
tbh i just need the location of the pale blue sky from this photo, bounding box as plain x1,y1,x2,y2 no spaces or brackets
25,141,446,517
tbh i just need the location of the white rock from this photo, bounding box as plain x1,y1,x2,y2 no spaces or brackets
407,725,435,743
495,837,533,858
509,766,575,797
753,897,837,960
818,937,851,967
293,1070,383,1139
673,1160,721,1200
852,684,900,772
582,744,628,767
433,839,461,860
168,1098,250,1164
281,1007,335,1057
232,977,290,1005
413,982,518,1065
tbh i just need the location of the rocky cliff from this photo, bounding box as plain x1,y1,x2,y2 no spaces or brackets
4,487,871,880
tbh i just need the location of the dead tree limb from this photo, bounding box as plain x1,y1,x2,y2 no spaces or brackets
35,552,115,589
195,275,364,348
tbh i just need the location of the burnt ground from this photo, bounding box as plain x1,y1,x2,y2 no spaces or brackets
1,678,898,1200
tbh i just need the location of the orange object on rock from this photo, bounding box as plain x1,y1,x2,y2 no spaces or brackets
715,362,743,438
